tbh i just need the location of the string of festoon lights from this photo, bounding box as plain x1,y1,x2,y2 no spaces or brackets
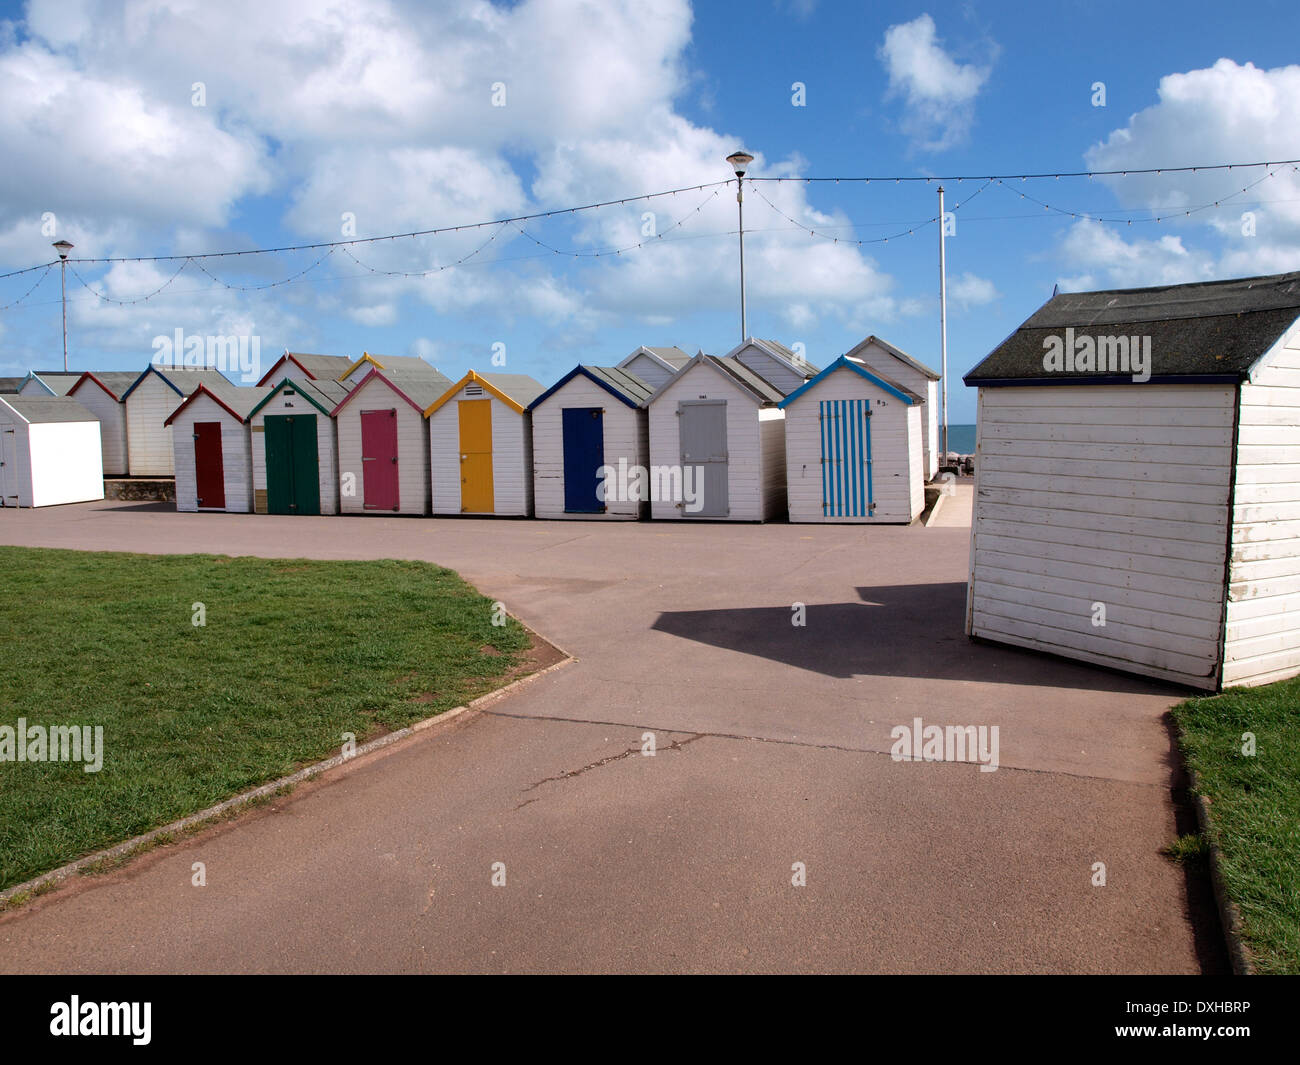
2,158,1297,312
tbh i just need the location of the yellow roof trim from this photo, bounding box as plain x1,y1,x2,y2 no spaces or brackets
337,352,384,381
423,370,526,417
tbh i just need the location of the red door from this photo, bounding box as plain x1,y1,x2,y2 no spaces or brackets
193,422,226,510
361,409,400,511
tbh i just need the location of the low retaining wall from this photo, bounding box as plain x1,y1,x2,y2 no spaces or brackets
104,479,175,503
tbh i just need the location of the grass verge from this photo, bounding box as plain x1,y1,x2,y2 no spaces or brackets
0,546,529,891
1171,677,1300,974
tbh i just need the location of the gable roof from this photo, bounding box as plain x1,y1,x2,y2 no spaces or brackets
23,370,87,396
338,351,452,382
646,352,784,406
255,351,354,387
0,394,99,424
247,376,351,421
617,345,692,374
163,380,271,426
424,370,546,416
0,377,23,393
528,365,655,411
68,371,142,402
331,367,452,417
964,269,1300,386
844,335,940,381
121,365,233,401
722,337,820,380
778,356,923,408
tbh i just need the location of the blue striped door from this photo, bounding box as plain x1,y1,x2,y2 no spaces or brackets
820,399,872,517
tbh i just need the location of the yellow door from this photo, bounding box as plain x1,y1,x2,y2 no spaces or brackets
458,399,494,512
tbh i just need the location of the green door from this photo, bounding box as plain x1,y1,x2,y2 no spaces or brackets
265,414,321,516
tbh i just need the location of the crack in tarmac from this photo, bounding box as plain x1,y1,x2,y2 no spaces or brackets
515,733,704,807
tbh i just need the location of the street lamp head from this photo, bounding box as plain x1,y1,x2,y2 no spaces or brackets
726,151,754,178
52,240,73,260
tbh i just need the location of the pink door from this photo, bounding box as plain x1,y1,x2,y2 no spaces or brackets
360,409,399,511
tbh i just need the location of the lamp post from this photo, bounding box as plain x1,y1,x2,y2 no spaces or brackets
936,188,948,467
726,150,754,343
52,240,73,371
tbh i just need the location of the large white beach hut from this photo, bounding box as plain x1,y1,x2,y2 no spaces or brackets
247,377,350,515
843,336,942,479
426,372,545,516
121,365,232,476
0,395,103,508
646,353,786,521
331,368,452,516
615,346,691,392
66,371,138,477
165,381,271,513
778,355,925,523
528,365,654,519
964,269,1300,691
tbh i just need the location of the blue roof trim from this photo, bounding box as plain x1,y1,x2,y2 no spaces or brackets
20,371,56,395
527,365,640,410
120,365,185,402
964,373,1243,388
778,356,919,408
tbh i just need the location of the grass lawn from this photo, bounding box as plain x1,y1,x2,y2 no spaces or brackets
0,546,530,892
1172,677,1300,974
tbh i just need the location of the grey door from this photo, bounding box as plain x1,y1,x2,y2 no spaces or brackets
0,427,15,506
679,400,728,517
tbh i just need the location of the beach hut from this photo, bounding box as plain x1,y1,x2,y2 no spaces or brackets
19,370,83,396
255,351,355,388
963,269,1300,691
778,356,925,523
426,371,545,516
645,353,786,521
331,368,452,516
724,338,818,396
528,365,654,519
338,352,448,388
121,365,232,476
615,346,691,392
843,336,942,479
0,395,103,508
247,377,350,515
165,381,271,512
66,371,138,477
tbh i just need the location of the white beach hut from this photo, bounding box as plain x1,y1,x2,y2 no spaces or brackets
843,336,942,479
426,372,545,517
724,337,818,397
66,371,138,477
331,368,452,516
645,353,786,521
121,365,233,477
247,377,350,515
528,365,655,519
0,395,103,508
778,356,925,523
165,381,271,512
964,269,1300,690
255,351,355,388
615,346,691,392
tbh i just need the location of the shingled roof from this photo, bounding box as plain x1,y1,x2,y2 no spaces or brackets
964,269,1300,386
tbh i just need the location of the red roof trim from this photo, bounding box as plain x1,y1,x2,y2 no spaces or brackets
163,383,244,426
68,371,122,401
328,367,425,417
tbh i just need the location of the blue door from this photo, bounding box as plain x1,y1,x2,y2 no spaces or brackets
562,407,605,513
820,399,873,517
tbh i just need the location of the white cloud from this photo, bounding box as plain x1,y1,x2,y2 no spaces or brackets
1085,59,1300,280
948,272,998,309
1057,219,1216,290
878,14,994,151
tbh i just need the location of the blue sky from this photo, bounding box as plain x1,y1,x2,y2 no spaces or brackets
1,0,1298,420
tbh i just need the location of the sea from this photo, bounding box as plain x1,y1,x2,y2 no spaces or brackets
945,424,976,455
